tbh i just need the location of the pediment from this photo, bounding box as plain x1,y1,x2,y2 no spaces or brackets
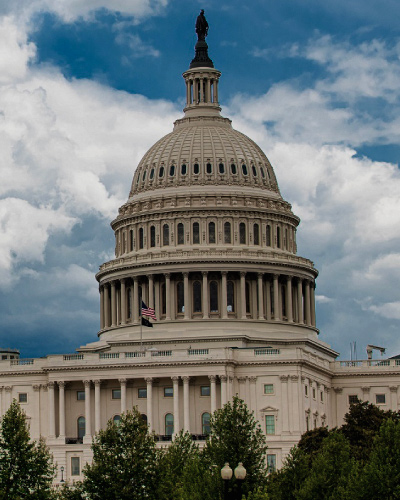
260,405,278,413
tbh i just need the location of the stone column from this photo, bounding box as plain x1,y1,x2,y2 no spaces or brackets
228,376,234,402
32,385,41,437
120,279,126,325
209,375,217,414
266,280,272,321
165,273,171,320
133,277,139,323
304,280,311,325
111,281,117,327
120,378,127,414
257,273,264,319
280,375,289,433
310,283,316,326
58,381,66,438
297,278,304,324
182,376,190,432
290,375,300,433
249,376,257,412
84,380,92,441
286,276,293,322
145,378,153,432
48,382,56,438
148,275,154,310
183,273,190,319
221,271,228,319
273,274,280,321
362,386,370,403
238,377,247,402
325,387,331,428
100,286,104,330
104,284,110,328
240,272,247,319
94,380,101,432
334,387,343,427
390,386,398,411
220,375,228,406
0,387,3,418
202,271,209,319
4,386,12,413
172,376,180,435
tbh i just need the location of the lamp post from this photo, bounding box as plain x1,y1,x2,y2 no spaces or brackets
221,463,233,500
220,462,247,500
60,465,65,483
234,462,247,500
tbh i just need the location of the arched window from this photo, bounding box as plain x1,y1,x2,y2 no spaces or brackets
260,167,265,178
161,283,166,315
231,163,237,174
202,412,211,435
239,223,246,244
252,165,257,177
181,164,187,175
127,288,132,319
242,164,248,176
193,222,200,244
142,170,146,182
193,163,200,174
169,165,175,176
177,282,184,314
129,230,134,251
206,162,212,174
224,222,231,244
163,224,169,246
193,281,202,313
266,225,271,247
177,223,184,245
159,166,165,178
141,414,148,426
208,222,216,244
277,227,281,249
227,280,235,313
254,223,260,245
139,228,144,249
150,168,154,179
113,415,121,426
77,417,85,440
210,280,219,313
245,282,251,314
150,226,156,247
165,413,174,436
285,228,288,250
219,163,225,174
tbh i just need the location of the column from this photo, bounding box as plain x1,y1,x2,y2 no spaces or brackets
146,378,153,432
182,376,190,432
221,271,228,319
304,280,311,325
94,380,101,432
111,281,117,327
286,276,293,322
100,286,104,330
325,387,331,428
297,278,304,324
209,375,217,414
266,279,271,321
290,375,300,433
133,277,139,323
186,80,190,106
48,382,56,438
104,284,110,328
220,375,228,406
120,279,126,325
238,377,247,402
334,387,343,427
165,274,171,321
390,386,398,411
273,274,280,321
228,376,234,402
32,385,41,437
240,272,247,319
202,272,209,319
84,380,92,441
0,387,3,418
257,273,264,319
148,275,154,310
183,273,189,319
58,381,66,438
280,375,289,433
120,378,127,414
172,377,180,435
249,377,257,412
310,283,316,326
155,280,160,321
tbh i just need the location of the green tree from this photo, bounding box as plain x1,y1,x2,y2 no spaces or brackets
82,408,158,500
203,396,268,499
0,400,55,500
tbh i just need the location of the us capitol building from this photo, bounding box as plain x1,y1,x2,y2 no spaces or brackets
1,16,399,483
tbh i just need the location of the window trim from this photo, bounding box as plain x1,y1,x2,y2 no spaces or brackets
264,384,274,395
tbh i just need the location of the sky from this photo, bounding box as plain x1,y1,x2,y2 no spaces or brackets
0,0,400,360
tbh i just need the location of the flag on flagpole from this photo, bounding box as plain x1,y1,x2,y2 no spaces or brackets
141,317,153,328
141,301,156,320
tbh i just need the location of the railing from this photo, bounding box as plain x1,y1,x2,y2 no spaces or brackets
99,353,120,359
334,359,400,369
156,435,173,442
11,359,34,365
188,349,209,355
125,351,146,358
254,348,280,356
63,354,84,361
65,437,83,445
151,351,172,357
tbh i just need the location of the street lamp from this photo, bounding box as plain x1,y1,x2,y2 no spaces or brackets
60,466,65,483
221,463,233,500
234,462,247,500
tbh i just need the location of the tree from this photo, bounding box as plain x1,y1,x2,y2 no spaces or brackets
0,400,55,500
82,408,158,500
203,396,268,499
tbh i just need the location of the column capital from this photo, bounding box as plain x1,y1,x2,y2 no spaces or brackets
93,379,102,387
183,272,189,278
120,277,126,284
273,273,279,280
83,380,91,388
182,376,191,383
290,375,299,382
280,375,289,382
118,378,127,385
249,376,257,383
202,271,208,277
237,376,247,383
208,375,217,382
390,386,398,393
221,270,228,276
257,272,264,279
165,273,171,279
361,386,370,393
110,280,117,287
334,387,343,394
133,275,139,282
145,377,153,384
147,274,154,280
5,386,12,392
286,274,293,281
32,384,41,392
325,387,331,393
47,381,55,389
240,271,246,278
171,376,180,382
58,381,67,388
220,375,227,382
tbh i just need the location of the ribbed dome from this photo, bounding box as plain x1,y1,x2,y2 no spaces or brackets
129,116,280,198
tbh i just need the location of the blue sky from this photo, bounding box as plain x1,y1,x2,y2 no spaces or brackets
0,0,400,360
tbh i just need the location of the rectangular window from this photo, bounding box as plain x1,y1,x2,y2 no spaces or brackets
138,388,147,399
112,389,121,400
305,385,308,396
267,454,276,473
164,387,173,397
348,395,358,404
376,394,386,405
312,388,316,399
320,391,324,402
77,391,85,401
266,415,275,435
71,457,80,476
200,386,210,397
264,384,274,395
18,393,28,403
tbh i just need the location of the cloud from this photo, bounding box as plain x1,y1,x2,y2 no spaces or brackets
369,302,400,320
116,33,160,59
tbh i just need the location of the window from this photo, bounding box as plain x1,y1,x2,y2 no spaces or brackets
17,393,27,404
138,388,147,398
201,386,210,396
266,415,275,435
112,389,121,400
142,170,146,182
163,224,169,246
141,414,148,425
210,280,219,313
266,225,271,247
77,417,85,439
169,165,175,176
252,165,257,177
130,230,134,251
71,457,80,476
193,163,200,174
253,223,260,245
245,282,251,314
321,391,324,402
177,281,184,314
77,391,85,401
305,385,308,396
150,226,156,247
242,164,248,176
139,228,144,249
306,415,310,431
202,412,211,435
159,166,165,178
239,223,246,244
150,168,154,180
267,454,276,473
181,164,187,175
224,222,231,244
193,222,200,244
164,387,173,397
219,162,225,174
208,222,216,244
165,413,174,435
206,162,212,174
177,223,184,245
376,394,386,405
348,395,358,404
264,384,274,395
193,281,202,313
231,163,237,174
277,226,281,249
113,415,121,426
227,281,235,313
312,388,316,399
260,166,265,178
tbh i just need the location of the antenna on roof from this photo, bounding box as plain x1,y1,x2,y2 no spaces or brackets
350,341,357,361
366,344,386,360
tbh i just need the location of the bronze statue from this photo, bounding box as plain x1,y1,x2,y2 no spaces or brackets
196,9,209,41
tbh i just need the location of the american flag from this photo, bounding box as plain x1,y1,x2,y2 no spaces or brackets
141,301,156,320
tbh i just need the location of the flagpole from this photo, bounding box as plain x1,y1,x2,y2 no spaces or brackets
140,297,143,351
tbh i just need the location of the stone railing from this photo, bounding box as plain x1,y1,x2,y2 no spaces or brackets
331,359,400,371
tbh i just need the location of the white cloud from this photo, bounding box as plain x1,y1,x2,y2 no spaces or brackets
369,302,400,320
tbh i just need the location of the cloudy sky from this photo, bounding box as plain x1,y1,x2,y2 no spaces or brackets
0,0,399,360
